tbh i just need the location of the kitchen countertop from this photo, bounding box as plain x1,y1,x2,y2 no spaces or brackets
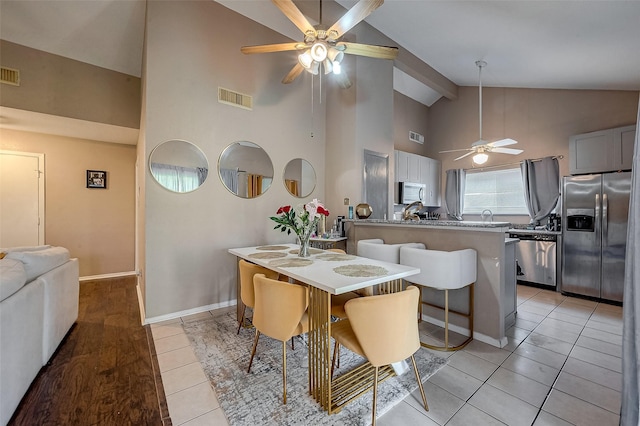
345,218,511,231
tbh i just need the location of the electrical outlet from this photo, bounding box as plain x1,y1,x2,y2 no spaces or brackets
344,198,350,205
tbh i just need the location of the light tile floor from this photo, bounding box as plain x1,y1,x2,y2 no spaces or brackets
151,285,623,425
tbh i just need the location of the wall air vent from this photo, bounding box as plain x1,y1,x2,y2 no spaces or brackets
218,87,252,110
1,67,20,86
409,131,424,144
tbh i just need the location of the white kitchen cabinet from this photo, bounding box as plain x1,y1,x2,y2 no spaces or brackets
394,150,441,207
569,124,636,175
394,150,420,183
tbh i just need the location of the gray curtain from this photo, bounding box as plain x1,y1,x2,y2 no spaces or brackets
621,96,639,426
520,156,560,224
444,169,466,220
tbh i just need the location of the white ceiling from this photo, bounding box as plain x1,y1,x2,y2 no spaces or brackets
1,0,639,108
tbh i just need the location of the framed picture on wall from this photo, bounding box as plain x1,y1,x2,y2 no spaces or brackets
87,170,107,189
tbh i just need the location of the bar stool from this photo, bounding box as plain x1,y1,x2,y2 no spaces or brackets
399,246,477,351
357,239,425,294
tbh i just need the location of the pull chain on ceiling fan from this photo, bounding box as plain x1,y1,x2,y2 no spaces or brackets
440,61,523,165
240,0,398,89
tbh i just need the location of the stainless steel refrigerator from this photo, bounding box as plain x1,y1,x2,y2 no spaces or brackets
561,172,631,302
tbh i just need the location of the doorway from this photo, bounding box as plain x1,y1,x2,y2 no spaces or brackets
363,150,389,220
0,150,45,247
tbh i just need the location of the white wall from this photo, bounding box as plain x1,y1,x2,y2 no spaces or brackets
142,0,326,319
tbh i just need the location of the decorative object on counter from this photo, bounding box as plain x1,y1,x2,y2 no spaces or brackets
402,201,423,221
355,203,373,219
417,212,441,220
270,199,330,257
348,205,354,219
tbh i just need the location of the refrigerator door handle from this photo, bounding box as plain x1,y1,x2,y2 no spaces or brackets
595,193,601,236
602,193,608,245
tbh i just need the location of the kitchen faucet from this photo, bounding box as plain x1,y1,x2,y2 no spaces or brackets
481,209,493,223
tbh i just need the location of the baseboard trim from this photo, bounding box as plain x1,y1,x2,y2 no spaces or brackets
420,314,508,348
79,271,138,282
144,300,237,325
136,283,146,325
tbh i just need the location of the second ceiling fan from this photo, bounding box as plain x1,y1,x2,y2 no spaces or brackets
240,0,398,89
440,61,523,165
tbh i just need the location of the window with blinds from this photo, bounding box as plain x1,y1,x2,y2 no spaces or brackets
463,168,528,215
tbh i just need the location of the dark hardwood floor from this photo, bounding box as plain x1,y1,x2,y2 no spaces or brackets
9,276,170,425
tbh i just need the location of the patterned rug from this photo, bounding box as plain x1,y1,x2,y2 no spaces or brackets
183,312,447,426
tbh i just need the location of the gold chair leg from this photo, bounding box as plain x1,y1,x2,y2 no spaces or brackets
247,329,260,373
237,304,246,334
444,289,449,349
372,366,379,426
331,341,340,377
411,355,429,411
282,341,287,404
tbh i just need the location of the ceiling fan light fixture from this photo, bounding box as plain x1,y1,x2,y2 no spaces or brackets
298,50,313,69
332,61,342,75
323,58,333,74
310,42,328,62
473,152,489,165
327,47,344,64
308,60,320,75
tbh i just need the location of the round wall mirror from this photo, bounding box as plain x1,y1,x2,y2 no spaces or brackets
283,158,316,198
149,140,209,193
218,141,274,198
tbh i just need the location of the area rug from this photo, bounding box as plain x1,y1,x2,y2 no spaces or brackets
183,312,447,426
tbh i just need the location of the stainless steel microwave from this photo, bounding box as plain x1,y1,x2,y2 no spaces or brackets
398,182,425,204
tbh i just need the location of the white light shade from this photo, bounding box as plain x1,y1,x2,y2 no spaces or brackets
323,59,333,75
307,61,319,75
332,61,341,75
473,152,489,165
327,47,344,63
298,51,313,69
310,43,328,62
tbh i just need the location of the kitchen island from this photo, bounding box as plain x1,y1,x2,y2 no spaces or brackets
345,219,515,348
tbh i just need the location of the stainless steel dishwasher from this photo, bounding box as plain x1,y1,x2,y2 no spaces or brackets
509,233,557,288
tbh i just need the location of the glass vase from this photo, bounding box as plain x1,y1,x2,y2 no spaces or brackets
297,229,312,257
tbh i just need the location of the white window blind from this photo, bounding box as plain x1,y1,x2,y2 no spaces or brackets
463,168,528,215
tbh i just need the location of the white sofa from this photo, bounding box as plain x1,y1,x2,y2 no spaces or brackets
0,246,79,426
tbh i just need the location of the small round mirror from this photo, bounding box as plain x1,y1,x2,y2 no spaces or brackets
149,140,209,193
283,158,316,198
218,141,274,198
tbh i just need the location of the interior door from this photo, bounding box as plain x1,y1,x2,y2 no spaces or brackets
0,150,44,247
363,150,388,220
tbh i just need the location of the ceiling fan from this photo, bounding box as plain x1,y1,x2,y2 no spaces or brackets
440,61,523,165
240,0,398,89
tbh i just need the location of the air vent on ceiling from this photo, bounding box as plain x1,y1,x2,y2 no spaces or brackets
1,67,20,86
218,87,252,110
409,131,424,144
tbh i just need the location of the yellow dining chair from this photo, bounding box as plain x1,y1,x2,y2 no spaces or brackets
248,274,309,404
331,286,429,426
237,259,279,334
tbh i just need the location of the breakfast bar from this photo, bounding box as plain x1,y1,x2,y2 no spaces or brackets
228,244,420,413
345,219,515,348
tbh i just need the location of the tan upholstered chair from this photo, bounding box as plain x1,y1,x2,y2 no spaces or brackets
237,259,279,334
400,246,477,351
331,286,429,426
248,274,309,404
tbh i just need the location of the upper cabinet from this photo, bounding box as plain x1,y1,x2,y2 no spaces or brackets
394,150,441,207
569,124,636,175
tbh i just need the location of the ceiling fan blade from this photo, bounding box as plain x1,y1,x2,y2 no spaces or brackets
439,148,473,154
454,151,475,161
241,42,304,55
271,0,315,35
327,0,383,39
487,138,518,148
282,63,305,84
337,42,398,60
491,147,524,155
335,72,352,89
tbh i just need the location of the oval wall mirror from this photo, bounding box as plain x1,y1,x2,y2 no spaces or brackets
149,140,209,193
283,158,316,198
218,141,274,198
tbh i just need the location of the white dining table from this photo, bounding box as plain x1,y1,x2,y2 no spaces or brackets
228,243,420,414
